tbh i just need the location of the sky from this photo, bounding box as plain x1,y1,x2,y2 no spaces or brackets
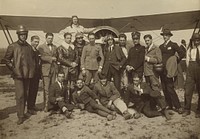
0,0,200,48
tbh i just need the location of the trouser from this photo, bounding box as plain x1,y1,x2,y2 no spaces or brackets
14,78,30,118
184,61,200,112
113,98,128,114
145,74,160,92
121,70,128,89
27,76,40,110
107,67,121,94
174,63,185,89
85,70,99,86
160,74,181,109
42,76,51,111
85,99,113,117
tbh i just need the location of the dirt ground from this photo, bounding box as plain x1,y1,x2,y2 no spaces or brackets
0,75,199,139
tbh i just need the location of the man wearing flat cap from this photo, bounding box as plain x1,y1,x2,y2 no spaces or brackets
183,33,200,118
126,31,145,83
4,25,36,125
159,29,185,114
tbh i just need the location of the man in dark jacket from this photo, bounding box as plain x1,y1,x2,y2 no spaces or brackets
27,35,41,115
4,25,36,125
102,35,126,92
126,31,145,83
159,29,185,114
48,71,74,118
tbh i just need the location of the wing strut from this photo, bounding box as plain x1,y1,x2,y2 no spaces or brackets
0,20,11,45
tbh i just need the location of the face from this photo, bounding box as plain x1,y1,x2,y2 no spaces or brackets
76,37,84,44
132,37,140,45
193,39,200,47
144,37,152,48
76,80,83,89
163,35,170,42
72,17,78,25
65,35,72,44
107,39,114,46
133,77,141,86
18,34,28,42
46,35,53,44
31,38,40,48
57,73,65,83
100,79,107,86
88,35,95,45
119,37,126,46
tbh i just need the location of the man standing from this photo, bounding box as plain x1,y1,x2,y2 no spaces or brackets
118,34,129,91
57,32,79,103
143,34,162,93
159,29,185,114
183,33,200,118
81,32,104,86
27,35,41,115
126,31,145,83
102,34,126,92
38,33,58,112
4,25,35,125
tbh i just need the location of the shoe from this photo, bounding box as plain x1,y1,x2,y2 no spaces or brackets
195,112,200,118
17,118,24,125
182,110,191,117
133,112,142,119
107,115,113,121
64,111,73,119
176,108,183,114
32,106,42,111
27,109,37,115
163,110,171,120
123,110,132,120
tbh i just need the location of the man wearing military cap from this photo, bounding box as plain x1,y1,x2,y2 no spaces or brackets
126,31,145,83
159,29,185,114
4,25,36,125
183,33,200,118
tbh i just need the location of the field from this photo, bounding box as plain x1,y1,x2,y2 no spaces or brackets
0,75,200,139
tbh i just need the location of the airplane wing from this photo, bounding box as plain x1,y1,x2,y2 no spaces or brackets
0,10,199,33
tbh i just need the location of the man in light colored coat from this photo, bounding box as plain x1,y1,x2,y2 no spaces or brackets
144,34,162,94
38,33,58,112
81,32,104,86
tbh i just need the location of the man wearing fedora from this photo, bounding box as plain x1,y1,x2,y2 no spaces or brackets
126,31,145,83
159,29,185,114
4,25,36,125
183,33,200,118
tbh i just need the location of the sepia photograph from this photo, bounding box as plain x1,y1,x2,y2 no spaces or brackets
0,0,200,138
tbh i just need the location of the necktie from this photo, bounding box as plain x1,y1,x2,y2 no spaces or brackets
196,47,200,64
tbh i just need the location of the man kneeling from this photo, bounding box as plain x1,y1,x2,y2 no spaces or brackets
48,71,74,118
73,79,116,121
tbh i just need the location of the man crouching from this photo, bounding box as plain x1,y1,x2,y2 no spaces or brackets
48,71,74,118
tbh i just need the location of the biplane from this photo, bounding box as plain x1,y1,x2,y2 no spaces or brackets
0,0,200,74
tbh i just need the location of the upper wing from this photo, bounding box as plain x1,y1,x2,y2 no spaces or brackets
0,10,199,33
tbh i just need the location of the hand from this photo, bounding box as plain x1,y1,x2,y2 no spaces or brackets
108,100,112,106
126,65,131,71
95,99,101,105
52,57,57,61
145,56,150,62
56,97,64,102
82,69,86,76
97,68,102,73
71,62,78,68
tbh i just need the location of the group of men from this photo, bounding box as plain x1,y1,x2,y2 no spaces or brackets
3,24,200,125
